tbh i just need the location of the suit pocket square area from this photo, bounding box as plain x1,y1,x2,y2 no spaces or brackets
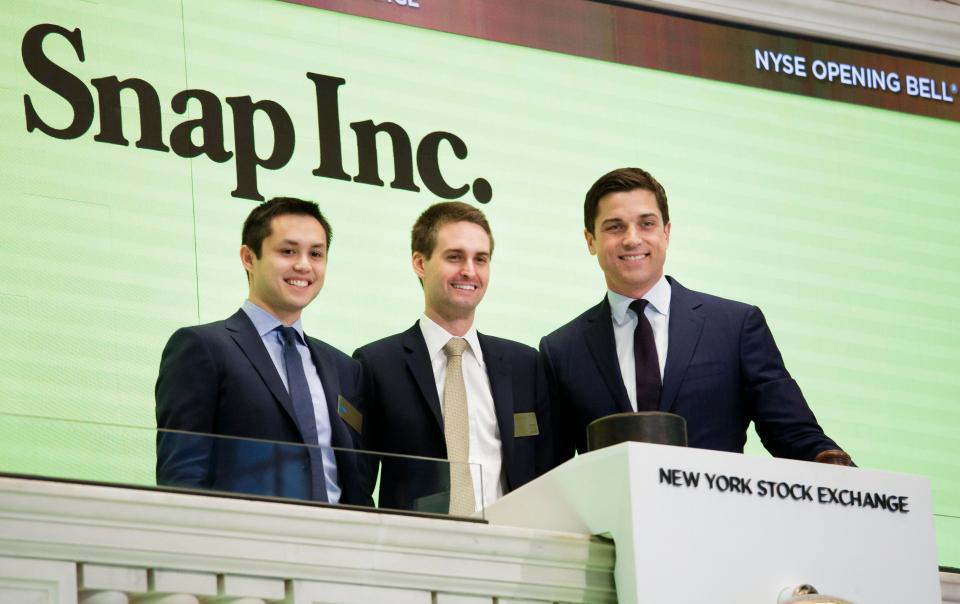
683,360,725,380
513,412,540,438
337,395,363,434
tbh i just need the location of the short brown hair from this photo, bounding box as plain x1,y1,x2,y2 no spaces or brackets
411,201,494,258
584,168,669,235
242,197,332,257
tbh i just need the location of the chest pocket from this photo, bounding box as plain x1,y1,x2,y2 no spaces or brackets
682,359,725,381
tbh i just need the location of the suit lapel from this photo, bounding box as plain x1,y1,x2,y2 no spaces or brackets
225,310,298,425
584,298,633,413
305,337,352,449
478,334,514,469
660,278,705,412
402,325,444,431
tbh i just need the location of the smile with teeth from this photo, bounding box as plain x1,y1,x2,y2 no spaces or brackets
285,278,311,288
621,253,650,261
452,283,478,291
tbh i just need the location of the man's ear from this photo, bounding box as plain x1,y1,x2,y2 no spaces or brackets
412,252,426,279
584,229,597,256
240,245,256,272
664,221,671,246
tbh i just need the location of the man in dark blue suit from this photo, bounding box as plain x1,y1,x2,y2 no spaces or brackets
354,202,553,515
541,168,851,465
156,197,370,505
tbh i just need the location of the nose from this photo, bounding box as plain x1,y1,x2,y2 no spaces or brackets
293,252,311,271
623,225,642,247
460,260,476,277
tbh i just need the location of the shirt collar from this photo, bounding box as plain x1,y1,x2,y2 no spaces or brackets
418,314,484,366
607,275,672,326
242,300,305,342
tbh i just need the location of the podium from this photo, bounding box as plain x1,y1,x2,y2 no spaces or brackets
485,442,941,603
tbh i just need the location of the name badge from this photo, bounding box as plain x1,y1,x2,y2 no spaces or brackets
337,395,363,434
513,412,539,438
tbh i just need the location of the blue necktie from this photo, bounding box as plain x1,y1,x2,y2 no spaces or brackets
280,326,329,502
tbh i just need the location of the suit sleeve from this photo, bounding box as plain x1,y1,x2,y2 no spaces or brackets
347,357,367,449
740,306,841,461
533,352,558,476
155,327,219,488
333,352,375,507
351,347,381,502
539,336,576,466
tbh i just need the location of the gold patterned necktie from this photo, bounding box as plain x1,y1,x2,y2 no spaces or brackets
442,337,475,516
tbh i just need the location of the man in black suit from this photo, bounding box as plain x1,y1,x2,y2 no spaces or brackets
541,168,851,465
354,202,553,515
156,197,369,505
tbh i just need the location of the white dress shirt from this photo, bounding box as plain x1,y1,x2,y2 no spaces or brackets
609,276,672,411
419,315,504,510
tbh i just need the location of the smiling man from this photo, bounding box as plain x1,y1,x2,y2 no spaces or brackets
541,168,851,465
354,202,553,516
155,197,369,505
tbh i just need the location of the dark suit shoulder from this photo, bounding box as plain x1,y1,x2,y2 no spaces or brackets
669,277,753,311
477,333,536,358
542,299,606,346
166,309,251,346
667,279,763,338
686,289,752,312
160,317,238,371
352,331,407,362
169,316,232,339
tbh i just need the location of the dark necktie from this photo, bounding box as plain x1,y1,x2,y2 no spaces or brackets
280,326,328,502
629,299,661,412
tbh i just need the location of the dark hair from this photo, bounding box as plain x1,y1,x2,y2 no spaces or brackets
584,168,669,234
242,197,332,257
411,201,494,258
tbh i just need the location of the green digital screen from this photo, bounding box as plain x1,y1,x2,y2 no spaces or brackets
1,0,957,566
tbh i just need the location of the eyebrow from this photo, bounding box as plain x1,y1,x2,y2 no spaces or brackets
602,213,658,223
280,239,326,248
442,247,489,256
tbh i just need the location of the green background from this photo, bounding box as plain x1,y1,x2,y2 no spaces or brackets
1,0,957,565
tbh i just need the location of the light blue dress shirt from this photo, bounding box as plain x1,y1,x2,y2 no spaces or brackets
241,300,341,503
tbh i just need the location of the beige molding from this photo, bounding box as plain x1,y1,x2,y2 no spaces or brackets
943,570,960,604
0,476,615,603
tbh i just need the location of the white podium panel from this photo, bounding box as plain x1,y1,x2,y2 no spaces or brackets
486,442,941,604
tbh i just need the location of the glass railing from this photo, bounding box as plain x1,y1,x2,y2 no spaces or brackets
0,412,484,520
934,512,960,570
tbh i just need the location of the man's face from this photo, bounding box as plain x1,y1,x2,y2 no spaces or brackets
585,188,670,298
413,220,491,324
241,213,327,325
